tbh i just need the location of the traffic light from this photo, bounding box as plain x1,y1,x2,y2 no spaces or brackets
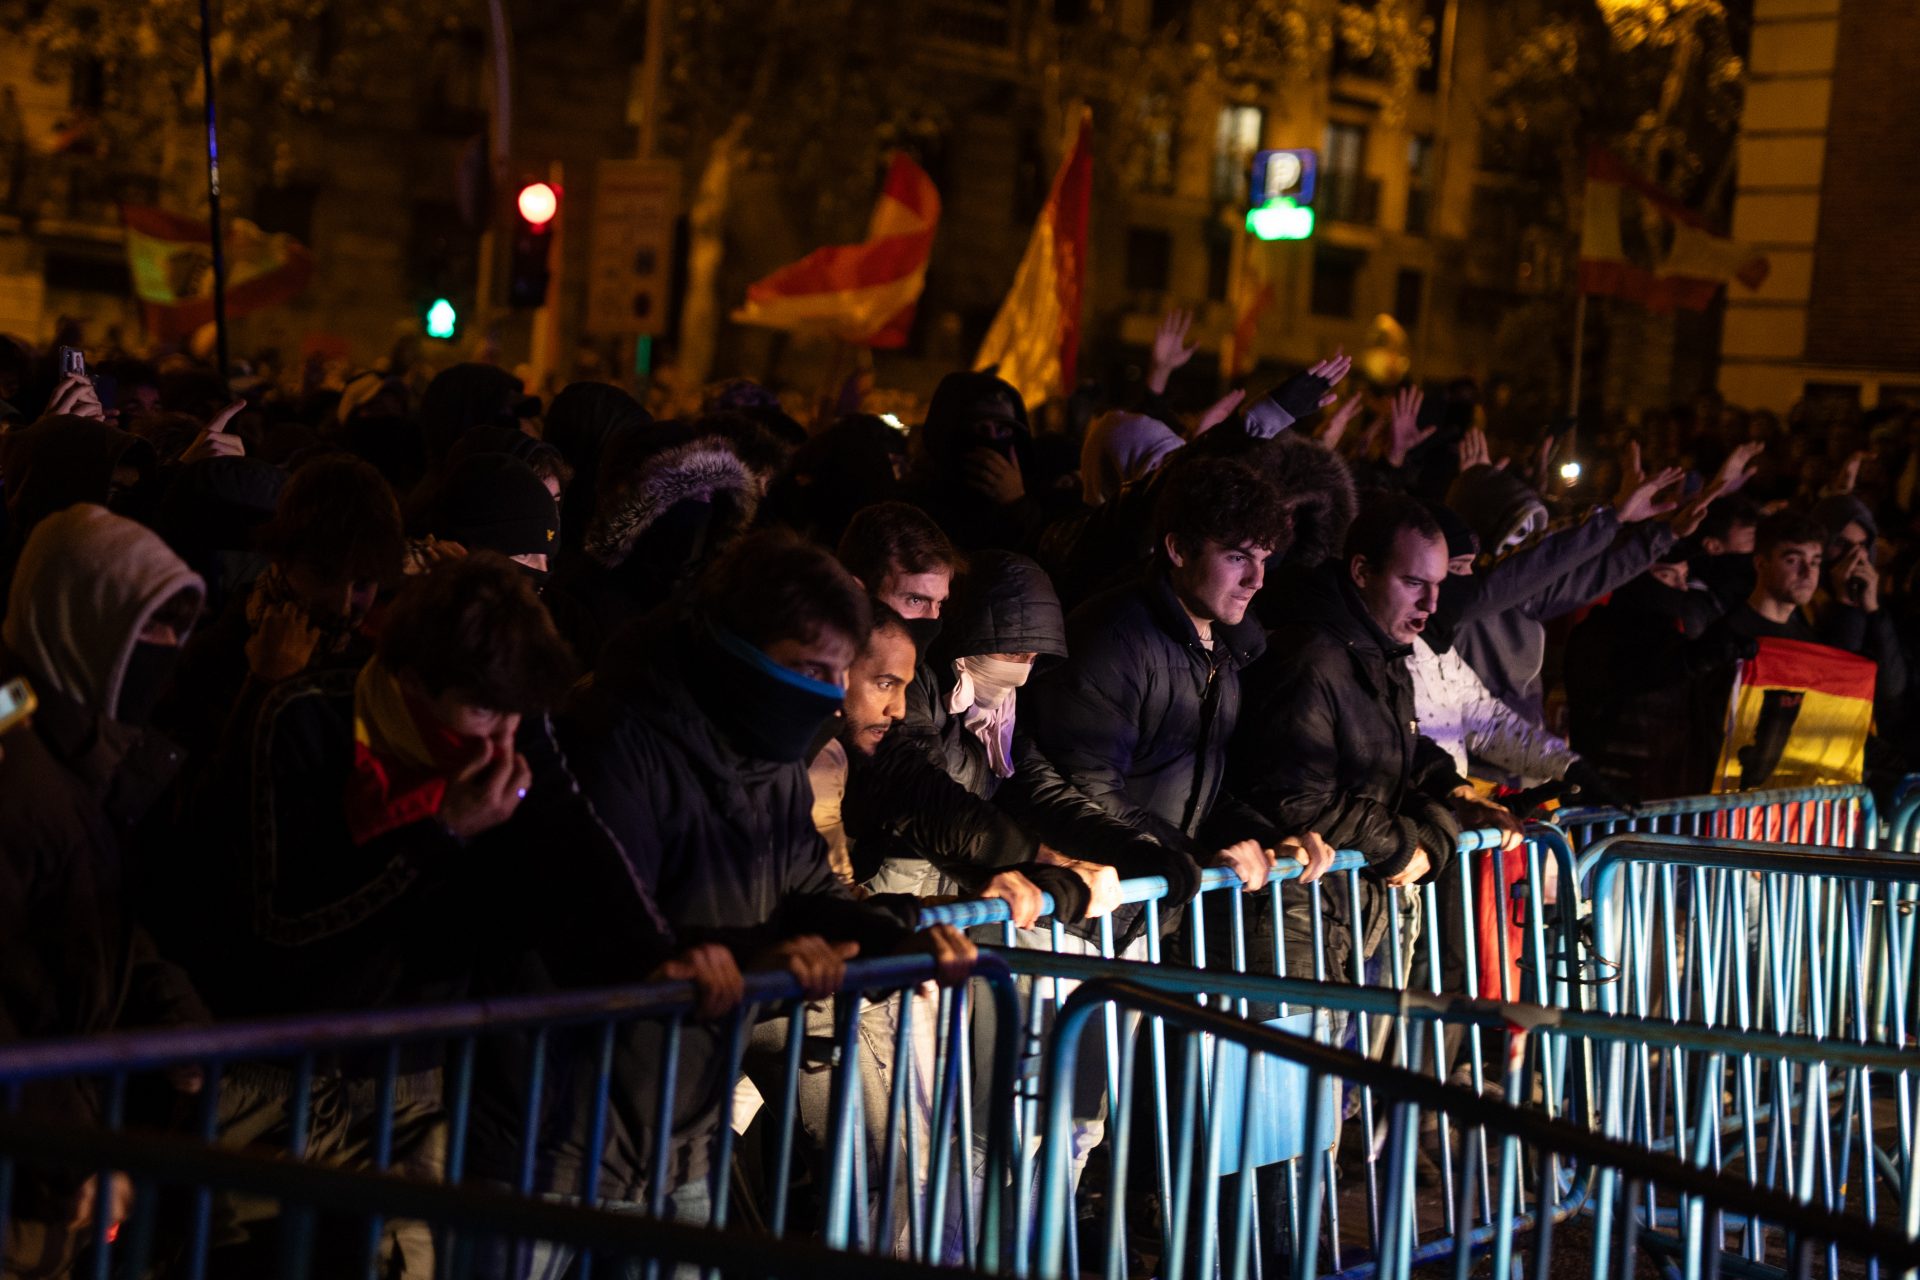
508,181,558,308
424,297,459,341
1246,148,1318,242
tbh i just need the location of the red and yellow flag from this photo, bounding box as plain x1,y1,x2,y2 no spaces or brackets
1579,148,1769,313
121,205,314,341
973,108,1093,408
732,153,940,348
1713,637,1875,793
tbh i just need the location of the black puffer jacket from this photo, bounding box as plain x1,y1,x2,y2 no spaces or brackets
564,621,920,960
1016,570,1275,864
1235,563,1460,881
900,551,1068,796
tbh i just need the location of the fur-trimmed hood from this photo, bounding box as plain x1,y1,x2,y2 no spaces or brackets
1245,433,1358,569
584,423,770,570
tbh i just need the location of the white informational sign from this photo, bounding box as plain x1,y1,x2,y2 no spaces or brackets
585,159,681,337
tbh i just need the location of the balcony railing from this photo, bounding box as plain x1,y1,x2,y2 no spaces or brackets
1317,171,1380,226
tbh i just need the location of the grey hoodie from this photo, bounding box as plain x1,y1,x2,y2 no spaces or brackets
3,502,204,720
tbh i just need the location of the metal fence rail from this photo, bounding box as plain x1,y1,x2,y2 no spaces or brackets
1556,785,1879,857
0,954,1022,1279
0,1114,999,1280
1031,977,1920,1280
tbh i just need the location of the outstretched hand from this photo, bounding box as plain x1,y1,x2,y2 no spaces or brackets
1617,466,1685,523
1148,308,1199,394
1383,386,1432,468
1318,396,1363,449
1195,387,1246,437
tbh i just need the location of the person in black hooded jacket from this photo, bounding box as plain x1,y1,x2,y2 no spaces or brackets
543,381,650,554
905,370,1058,553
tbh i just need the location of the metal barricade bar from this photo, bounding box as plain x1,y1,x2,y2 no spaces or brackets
0,954,1023,1278
1032,977,1920,1280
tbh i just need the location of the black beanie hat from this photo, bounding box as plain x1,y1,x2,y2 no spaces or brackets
434,454,559,558
1426,500,1480,560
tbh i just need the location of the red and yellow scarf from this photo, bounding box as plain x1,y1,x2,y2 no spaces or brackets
343,660,482,846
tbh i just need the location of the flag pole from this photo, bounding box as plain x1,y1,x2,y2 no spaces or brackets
197,0,230,382
1568,289,1587,424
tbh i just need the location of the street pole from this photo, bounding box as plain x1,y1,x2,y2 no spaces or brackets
196,0,229,382
1569,289,1587,424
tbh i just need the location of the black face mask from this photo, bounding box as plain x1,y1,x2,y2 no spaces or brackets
116,640,180,726
693,625,845,763
516,562,551,593
903,613,944,656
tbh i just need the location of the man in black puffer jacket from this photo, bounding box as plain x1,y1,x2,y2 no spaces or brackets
1236,495,1497,998
1018,457,1321,892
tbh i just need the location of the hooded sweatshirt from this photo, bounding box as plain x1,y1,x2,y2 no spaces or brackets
1080,411,1185,506
0,414,155,601
0,506,207,1204
4,503,204,722
907,370,1047,552
543,382,650,552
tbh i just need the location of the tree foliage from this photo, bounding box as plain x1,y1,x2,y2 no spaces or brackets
1484,0,1746,213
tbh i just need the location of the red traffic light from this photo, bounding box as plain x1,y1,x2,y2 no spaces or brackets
517,181,558,228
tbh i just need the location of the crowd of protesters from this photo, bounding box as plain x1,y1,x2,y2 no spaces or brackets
0,309,1915,1276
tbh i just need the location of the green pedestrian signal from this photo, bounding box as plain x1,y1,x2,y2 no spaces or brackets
425,297,459,340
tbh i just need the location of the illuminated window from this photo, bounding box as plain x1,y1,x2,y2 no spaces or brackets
1212,105,1266,205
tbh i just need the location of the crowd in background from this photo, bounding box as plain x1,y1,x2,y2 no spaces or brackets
0,308,1914,1276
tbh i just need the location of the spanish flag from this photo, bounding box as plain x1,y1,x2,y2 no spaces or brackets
1712,637,1876,793
121,205,314,341
731,153,940,348
1578,148,1769,313
973,108,1093,408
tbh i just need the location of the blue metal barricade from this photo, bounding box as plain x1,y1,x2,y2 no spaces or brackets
1556,784,1879,857
0,1114,1000,1280
0,954,1022,1279
1030,974,1920,1280
1582,833,1920,1261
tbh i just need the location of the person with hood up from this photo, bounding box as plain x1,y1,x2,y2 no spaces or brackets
1079,411,1186,508
0,505,209,1271
417,362,525,469
542,381,650,553
905,370,1057,553
562,413,781,658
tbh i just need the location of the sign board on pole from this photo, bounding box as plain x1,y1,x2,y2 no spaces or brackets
586,159,681,337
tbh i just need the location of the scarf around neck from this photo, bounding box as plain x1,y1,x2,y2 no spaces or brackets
343,659,486,846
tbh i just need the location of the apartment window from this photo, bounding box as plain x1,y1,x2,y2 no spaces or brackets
1138,93,1177,195
1417,0,1446,93
1406,135,1435,235
1393,268,1425,329
1321,121,1376,224
1310,248,1364,318
1211,104,1265,206
1125,227,1174,293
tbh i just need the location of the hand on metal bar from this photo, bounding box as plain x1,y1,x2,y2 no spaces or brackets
651,942,746,1020
1035,847,1123,918
898,924,976,993
1210,838,1277,892
752,936,860,1000
1277,831,1337,885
